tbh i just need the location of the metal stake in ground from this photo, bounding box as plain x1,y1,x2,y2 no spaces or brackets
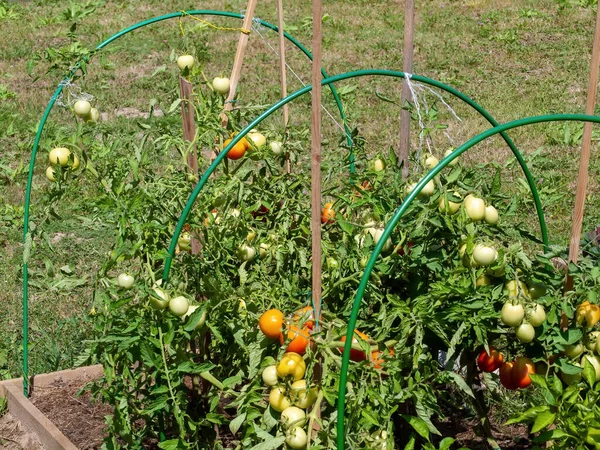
565,0,600,292
399,0,415,179
221,0,257,128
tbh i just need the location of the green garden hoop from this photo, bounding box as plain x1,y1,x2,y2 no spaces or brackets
22,9,352,396
339,113,600,450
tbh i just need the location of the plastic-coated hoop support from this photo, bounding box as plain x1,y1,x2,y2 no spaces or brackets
339,113,600,450
21,9,352,397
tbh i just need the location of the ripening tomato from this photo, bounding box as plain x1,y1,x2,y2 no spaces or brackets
259,309,284,340
262,365,279,386
292,306,315,330
499,362,518,390
477,347,504,373
321,203,335,224
290,379,318,409
284,325,311,355
269,387,292,412
276,352,306,380
372,348,394,369
223,138,247,160
512,356,535,389
340,329,370,361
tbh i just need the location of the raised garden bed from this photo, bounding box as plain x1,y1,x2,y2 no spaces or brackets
0,365,104,450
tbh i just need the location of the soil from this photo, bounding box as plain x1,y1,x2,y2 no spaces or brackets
29,378,111,450
0,413,44,450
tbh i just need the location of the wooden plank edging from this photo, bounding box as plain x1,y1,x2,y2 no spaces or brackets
0,364,104,449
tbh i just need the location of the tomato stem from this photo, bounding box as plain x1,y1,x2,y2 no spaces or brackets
158,324,185,439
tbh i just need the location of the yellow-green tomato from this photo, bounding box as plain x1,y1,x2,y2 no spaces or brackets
117,273,135,289
476,275,492,287
46,166,57,182
49,147,71,167
182,305,206,329
212,77,230,94
86,107,100,123
269,387,291,412
501,302,524,327
367,228,392,253
150,287,170,310
276,352,306,380
178,232,192,252
472,244,498,266
258,243,271,259
280,406,306,428
372,158,385,172
422,154,439,170
237,243,256,262
515,322,535,343
71,154,80,170
506,280,529,299
168,296,190,317
269,141,283,156
564,343,584,358
247,130,267,148
438,192,461,215
420,179,435,196
464,196,485,221
444,148,459,166
582,354,600,381
177,55,194,71
262,365,279,387
290,379,318,409
528,304,546,327
73,100,92,118
586,331,600,352
286,426,308,449
484,205,499,225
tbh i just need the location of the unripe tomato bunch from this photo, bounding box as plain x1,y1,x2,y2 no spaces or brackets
499,279,547,344
149,286,206,329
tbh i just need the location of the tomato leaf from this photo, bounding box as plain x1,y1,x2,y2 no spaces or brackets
533,429,572,442
445,371,475,399
439,437,456,450
158,439,189,450
229,412,246,435
402,415,430,440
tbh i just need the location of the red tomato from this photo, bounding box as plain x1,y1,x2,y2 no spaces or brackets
396,241,415,256
512,356,535,389
477,347,504,373
499,362,518,390
339,330,370,361
223,138,247,160
292,306,315,330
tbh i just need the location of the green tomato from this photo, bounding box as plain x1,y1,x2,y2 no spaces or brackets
212,77,230,94
285,427,308,449
73,100,91,118
150,287,170,310
528,281,547,300
472,244,498,266
528,304,546,327
444,148,459,166
117,273,135,289
262,365,278,386
46,166,57,182
178,232,192,252
484,205,499,225
422,154,439,170
280,406,306,429
464,195,485,221
327,257,339,270
290,379,318,409
515,322,535,343
564,343,584,358
182,305,206,329
501,302,524,327
169,296,190,317
237,243,256,262
177,55,194,71
561,365,582,385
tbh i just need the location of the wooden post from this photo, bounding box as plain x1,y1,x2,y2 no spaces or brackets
277,0,291,173
311,0,323,328
179,76,201,254
565,0,600,292
221,0,258,128
399,0,415,180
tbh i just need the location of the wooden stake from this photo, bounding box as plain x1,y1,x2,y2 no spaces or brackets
221,0,258,128
311,0,323,328
399,0,415,180
565,0,600,291
179,76,201,254
277,0,291,174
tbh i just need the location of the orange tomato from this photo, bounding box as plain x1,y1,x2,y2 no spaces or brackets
512,356,535,389
223,138,247,160
229,132,250,150
259,309,284,340
321,203,335,224
372,348,394,369
292,306,315,330
284,325,311,355
339,330,370,361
